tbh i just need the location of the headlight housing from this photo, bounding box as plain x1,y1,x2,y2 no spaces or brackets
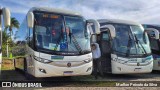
33,55,53,63
84,58,92,63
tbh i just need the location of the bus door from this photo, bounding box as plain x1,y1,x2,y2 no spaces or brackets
99,30,112,73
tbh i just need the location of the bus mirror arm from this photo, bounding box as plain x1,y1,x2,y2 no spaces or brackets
86,19,100,34
145,28,159,39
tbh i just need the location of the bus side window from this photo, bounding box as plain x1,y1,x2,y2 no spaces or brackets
102,32,109,41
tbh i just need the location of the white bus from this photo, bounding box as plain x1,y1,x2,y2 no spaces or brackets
142,24,160,70
90,19,159,74
14,7,100,78
0,7,10,70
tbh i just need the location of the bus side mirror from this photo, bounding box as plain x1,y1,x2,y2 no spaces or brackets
86,19,100,34
2,8,10,27
145,28,159,39
101,25,116,38
27,12,34,28
91,34,97,43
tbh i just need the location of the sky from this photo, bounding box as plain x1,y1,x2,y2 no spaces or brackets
1,0,160,24
0,0,160,39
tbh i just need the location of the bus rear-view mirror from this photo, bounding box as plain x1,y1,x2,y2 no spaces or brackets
87,19,100,34
2,8,10,27
90,34,97,43
27,12,34,28
100,25,116,38
145,28,159,39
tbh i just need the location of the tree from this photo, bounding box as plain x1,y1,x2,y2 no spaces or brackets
8,17,20,37
4,17,20,57
2,30,10,57
2,30,10,44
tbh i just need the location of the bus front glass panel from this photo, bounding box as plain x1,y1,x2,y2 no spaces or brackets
34,12,90,54
130,25,151,55
64,16,90,52
111,24,151,57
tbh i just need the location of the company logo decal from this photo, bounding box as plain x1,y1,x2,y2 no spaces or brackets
67,62,71,67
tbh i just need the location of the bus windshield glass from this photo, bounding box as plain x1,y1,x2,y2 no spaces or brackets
111,24,151,56
34,12,90,54
64,16,90,52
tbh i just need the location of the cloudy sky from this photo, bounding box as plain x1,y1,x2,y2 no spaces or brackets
0,0,160,25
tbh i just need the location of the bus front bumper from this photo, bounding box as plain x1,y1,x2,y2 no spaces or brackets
111,61,153,74
34,60,92,77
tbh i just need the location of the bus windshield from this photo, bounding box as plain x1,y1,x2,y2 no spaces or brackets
112,24,151,56
34,12,90,54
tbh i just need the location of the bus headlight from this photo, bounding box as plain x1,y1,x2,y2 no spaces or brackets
33,56,53,63
84,58,92,63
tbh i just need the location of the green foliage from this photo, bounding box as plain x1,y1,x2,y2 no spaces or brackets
5,17,20,36
2,17,20,57
11,45,26,56
2,30,9,44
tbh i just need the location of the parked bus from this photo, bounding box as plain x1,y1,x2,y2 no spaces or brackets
0,7,10,70
90,19,159,74
142,24,160,70
14,7,100,78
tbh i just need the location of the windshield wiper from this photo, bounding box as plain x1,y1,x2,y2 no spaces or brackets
126,33,132,57
134,34,147,55
68,28,83,54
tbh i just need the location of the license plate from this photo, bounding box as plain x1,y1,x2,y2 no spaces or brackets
134,68,141,72
63,71,73,76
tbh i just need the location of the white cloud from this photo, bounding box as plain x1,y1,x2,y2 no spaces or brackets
1,0,160,24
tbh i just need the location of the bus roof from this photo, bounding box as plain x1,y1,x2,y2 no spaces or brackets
28,7,82,17
98,19,141,26
143,24,160,27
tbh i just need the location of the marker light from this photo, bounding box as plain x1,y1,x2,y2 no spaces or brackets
39,68,46,74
